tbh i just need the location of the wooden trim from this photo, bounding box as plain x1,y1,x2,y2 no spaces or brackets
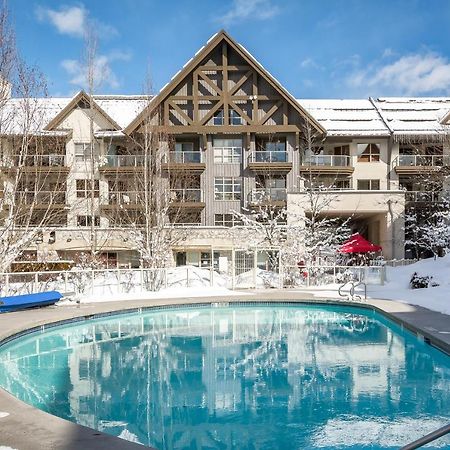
198,71,222,95
199,100,224,126
159,124,301,134
169,100,193,125
229,70,252,96
258,100,282,125
229,101,253,125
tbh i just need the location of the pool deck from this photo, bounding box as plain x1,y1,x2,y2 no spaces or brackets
0,290,449,450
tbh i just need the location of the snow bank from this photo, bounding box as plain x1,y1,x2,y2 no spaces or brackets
368,255,450,315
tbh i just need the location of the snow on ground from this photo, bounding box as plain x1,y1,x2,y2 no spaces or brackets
297,255,450,315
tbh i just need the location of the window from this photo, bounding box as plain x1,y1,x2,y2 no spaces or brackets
213,110,224,126
175,142,194,152
74,142,98,161
334,145,350,156
76,179,99,198
77,215,100,227
214,214,242,227
214,177,241,200
213,137,242,163
229,109,242,125
357,179,380,190
357,143,380,162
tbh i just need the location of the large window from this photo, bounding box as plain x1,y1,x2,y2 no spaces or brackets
76,179,99,198
213,109,243,125
74,142,98,161
213,137,242,163
357,143,380,162
357,179,380,190
213,110,224,126
214,214,242,227
77,215,100,227
214,177,241,200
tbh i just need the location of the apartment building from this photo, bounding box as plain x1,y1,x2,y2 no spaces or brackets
1,30,449,267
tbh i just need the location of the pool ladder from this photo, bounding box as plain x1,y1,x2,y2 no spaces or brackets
338,280,367,301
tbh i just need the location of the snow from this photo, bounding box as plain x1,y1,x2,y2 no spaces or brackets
297,256,450,315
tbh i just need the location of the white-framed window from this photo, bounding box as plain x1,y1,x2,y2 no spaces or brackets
357,143,380,162
214,177,241,200
214,214,242,227
213,137,242,163
357,179,380,190
77,215,100,227
76,179,99,198
74,142,93,161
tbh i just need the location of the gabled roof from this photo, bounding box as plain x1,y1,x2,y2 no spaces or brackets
44,91,122,131
125,30,325,135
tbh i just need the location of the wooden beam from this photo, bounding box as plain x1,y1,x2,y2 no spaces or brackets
158,124,302,134
193,72,199,124
198,71,222,95
199,100,224,126
283,102,288,126
222,41,229,126
252,71,258,124
167,95,280,101
229,101,253,126
258,100,283,125
198,65,250,71
169,100,193,125
228,70,252,96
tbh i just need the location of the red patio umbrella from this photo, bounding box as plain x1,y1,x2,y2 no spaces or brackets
338,233,382,254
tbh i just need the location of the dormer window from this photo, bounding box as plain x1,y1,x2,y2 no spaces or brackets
357,143,380,162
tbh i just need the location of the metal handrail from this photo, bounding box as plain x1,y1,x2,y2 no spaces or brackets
400,423,450,450
394,154,449,167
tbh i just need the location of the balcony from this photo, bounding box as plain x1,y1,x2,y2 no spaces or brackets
99,155,145,175
2,154,69,175
248,151,292,173
300,155,354,175
169,188,205,209
14,191,67,208
162,151,206,173
405,191,442,203
248,188,287,206
393,154,450,175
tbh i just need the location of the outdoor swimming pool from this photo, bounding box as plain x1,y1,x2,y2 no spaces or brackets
0,303,449,449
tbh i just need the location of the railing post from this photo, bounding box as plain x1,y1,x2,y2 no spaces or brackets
117,268,121,294
210,267,214,287
186,267,189,288
5,273,9,296
64,271,68,293
231,249,235,290
91,269,94,296
34,272,39,292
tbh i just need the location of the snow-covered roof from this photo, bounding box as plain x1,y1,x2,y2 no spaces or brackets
298,99,390,137
373,97,450,141
94,95,150,129
299,97,450,140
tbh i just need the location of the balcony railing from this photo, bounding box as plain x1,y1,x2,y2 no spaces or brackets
249,151,288,163
8,154,66,167
102,155,145,167
394,154,449,167
405,191,442,203
170,188,203,202
302,155,351,167
107,191,140,205
165,151,202,164
15,191,66,205
249,188,287,203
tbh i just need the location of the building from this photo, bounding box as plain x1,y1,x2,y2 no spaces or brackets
1,30,449,268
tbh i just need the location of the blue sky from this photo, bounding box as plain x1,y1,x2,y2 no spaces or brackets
10,0,450,98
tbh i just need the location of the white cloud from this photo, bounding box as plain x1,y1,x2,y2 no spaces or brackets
347,51,450,96
219,0,280,25
61,51,131,90
36,5,86,37
36,4,117,39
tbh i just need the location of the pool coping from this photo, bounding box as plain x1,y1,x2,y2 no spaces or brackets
0,291,449,450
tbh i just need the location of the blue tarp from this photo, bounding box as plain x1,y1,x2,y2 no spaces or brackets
0,291,62,312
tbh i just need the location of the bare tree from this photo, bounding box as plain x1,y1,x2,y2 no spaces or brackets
0,2,67,272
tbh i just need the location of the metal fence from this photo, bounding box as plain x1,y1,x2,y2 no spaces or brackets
0,263,387,298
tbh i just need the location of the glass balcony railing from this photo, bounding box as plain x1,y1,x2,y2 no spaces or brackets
249,188,287,203
249,151,288,163
302,155,351,167
170,189,203,202
166,151,202,164
9,154,67,167
15,191,66,204
102,155,145,167
394,154,449,167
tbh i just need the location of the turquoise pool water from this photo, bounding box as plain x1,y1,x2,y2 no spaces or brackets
0,304,449,449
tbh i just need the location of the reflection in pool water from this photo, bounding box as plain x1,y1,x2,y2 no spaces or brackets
0,304,449,449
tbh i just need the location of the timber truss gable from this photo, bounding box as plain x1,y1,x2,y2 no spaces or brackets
125,31,325,138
